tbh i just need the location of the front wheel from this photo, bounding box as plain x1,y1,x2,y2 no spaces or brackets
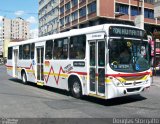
21,72,27,84
70,78,82,98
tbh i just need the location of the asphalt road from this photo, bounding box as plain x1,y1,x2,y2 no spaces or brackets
1,65,160,118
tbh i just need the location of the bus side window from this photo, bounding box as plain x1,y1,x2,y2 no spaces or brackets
8,47,13,60
31,43,35,59
23,44,30,60
53,38,68,60
19,45,23,60
45,40,53,60
69,35,86,59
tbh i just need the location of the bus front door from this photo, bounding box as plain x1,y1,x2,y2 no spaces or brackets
36,47,44,85
89,40,105,96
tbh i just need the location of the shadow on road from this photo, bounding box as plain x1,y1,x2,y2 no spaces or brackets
82,95,146,106
9,78,147,106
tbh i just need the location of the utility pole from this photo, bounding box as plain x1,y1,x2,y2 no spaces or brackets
141,0,144,29
134,0,144,29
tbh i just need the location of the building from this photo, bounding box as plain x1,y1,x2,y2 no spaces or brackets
2,17,30,58
153,0,160,71
0,27,3,57
59,0,160,33
38,0,160,36
38,0,59,37
2,17,30,41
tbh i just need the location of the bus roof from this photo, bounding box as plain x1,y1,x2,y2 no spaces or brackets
8,24,142,47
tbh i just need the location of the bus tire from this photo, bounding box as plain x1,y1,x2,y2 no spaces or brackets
21,72,27,84
70,78,82,99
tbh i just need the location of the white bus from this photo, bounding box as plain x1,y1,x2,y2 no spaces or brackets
6,24,152,99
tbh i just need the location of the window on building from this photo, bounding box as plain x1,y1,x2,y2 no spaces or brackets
115,3,129,15
65,2,70,11
8,47,13,60
69,35,86,59
60,18,64,26
19,45,23,59
23,44,30,59
71,0,78,7
79,0,86,3
72,11,78,21
60,6,64,14
65,15,70,24
88,1,96,14
131,6,140,16
144,0,154,4
31,43,35,59
144,9,154,19
79,6,86,17
45,40,53,60
53,38,68,59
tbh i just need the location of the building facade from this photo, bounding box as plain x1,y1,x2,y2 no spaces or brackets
2,17,30,41
38,0,59,37
59,0,160,33
2,17,30,58
38,0,160,36
0,27,3,57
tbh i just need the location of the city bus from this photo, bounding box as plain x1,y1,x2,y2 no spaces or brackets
6,24,152,99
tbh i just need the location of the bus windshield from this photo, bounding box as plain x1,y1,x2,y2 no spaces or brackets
109,38,150,73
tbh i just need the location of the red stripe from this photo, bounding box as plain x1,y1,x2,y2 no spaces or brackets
6,65,13,68
105,71,150,77
68,71,87,75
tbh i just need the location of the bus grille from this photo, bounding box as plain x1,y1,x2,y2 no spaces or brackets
127,87,141,92
124,81,143,86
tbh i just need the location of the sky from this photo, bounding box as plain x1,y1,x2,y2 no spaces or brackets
0,0,38,32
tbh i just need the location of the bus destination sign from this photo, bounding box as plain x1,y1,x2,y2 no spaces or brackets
109,26,144,38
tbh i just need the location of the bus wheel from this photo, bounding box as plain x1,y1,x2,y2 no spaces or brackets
22,72,27,84
70,78,82,98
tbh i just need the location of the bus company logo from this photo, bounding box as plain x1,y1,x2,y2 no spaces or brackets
45,61,50,67
64,64,73,73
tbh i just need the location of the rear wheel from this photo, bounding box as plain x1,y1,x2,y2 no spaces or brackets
70,78,82,98
21,72,27,84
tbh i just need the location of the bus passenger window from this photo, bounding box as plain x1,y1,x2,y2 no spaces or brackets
23,44,30,59
53,38,68,59
69,35,86,59
45,40,53,60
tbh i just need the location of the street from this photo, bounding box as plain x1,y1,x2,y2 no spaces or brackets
0,65,160,118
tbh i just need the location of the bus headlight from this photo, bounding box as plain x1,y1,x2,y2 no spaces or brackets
112,78,123,87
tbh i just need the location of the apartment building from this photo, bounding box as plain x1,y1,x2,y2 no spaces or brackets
2,17,30,41
59,0,160,33
38,0,59,37
0,27,3,56
2,17,30,58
